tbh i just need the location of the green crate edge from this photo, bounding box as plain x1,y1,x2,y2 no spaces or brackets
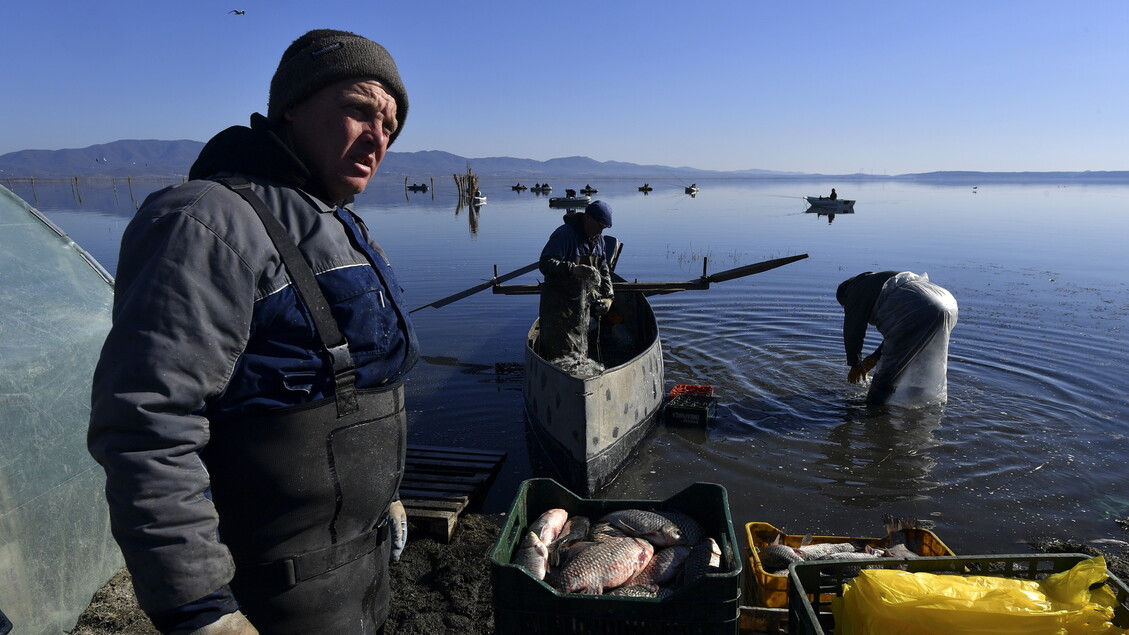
489,478,744,633
786,553,1129,635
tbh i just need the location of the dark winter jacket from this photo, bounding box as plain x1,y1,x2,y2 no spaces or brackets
88,113,417,616
539,212,614,300
837,270,898,366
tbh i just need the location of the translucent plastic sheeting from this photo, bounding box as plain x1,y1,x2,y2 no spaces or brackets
0,184,122,634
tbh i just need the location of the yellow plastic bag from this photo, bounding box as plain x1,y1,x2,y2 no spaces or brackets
832,556,1128,634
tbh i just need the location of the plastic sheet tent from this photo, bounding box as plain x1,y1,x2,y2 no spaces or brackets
0,184,122,634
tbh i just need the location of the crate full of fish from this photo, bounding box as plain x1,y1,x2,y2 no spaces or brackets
664,384,717,426
489,477,742,634
787,553,1129,634
745,516,954,608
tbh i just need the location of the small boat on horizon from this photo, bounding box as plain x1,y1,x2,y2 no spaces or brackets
804,196,855,212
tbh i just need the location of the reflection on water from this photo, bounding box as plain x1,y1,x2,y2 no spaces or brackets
818,404,943,507
26,176,1129,551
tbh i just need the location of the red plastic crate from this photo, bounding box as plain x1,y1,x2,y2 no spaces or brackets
669,384,715,399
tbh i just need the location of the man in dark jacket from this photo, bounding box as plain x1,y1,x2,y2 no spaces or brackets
88,30,416,635
837,271,958,407
537,201,615,362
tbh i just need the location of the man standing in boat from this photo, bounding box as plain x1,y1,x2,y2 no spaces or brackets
837,271,958,407
89,30,417,635
537,200,615,362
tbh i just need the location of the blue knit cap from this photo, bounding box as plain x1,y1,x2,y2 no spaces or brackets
585,200,613,228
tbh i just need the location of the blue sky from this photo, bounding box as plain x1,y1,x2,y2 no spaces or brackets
4,1,1126,174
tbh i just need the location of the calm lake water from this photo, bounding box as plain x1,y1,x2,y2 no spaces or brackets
18,175,1129,555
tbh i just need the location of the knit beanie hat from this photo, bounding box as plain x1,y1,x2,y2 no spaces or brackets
268,29,408,146
585,200,613,228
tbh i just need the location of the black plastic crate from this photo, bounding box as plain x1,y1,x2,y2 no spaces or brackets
665,394,717,426
787,553,1129,635
489,478,742,634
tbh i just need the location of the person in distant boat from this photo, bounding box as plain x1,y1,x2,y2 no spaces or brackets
837,271,958,407
829,188,838,200
88,29,417,635
537,200,615,361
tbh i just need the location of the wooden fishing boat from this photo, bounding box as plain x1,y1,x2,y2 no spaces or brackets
511,183,527,191
521,271,664,496
548,194,591,208
804,196,855,212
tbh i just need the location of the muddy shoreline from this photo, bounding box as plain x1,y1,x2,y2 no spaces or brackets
71,514,1129,634
71,514,504,635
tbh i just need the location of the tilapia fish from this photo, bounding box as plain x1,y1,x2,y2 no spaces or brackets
600,509,682,547
514,531,549,580
554,536,654,594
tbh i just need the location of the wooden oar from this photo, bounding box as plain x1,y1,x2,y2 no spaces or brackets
409,262,539,313
702,253,808,283
493,253,809,296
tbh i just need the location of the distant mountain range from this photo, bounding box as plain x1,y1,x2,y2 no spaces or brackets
1,139,1127,183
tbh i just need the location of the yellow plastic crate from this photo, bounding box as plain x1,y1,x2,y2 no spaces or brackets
744,521,955,608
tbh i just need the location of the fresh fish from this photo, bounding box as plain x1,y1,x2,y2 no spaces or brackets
883,514,922,558
555,536,654,594
795,534,862,560
529,508,569,543
627,545,692,587
514,531,550,580
548,515,590,566
759,532,804,572
600,509,682,547
655,510,706,546
681,537,723,585
812,546,884,561
589,521,628,542
606,584,671,598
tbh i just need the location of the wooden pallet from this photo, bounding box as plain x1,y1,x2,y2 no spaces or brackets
400,444,507,542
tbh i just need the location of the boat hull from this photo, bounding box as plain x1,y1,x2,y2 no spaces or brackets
522,290,664,496
804,196,855,211
548,195,591,208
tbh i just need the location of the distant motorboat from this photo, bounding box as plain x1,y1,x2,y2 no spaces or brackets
511,183,528,191
530,184,552,193
580,185,598,195
406,183,429,193
638,183,653,192
685,184,700,195
804,196,855,212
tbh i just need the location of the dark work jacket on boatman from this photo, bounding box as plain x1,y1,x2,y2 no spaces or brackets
538,212,615,361
88,113,418,634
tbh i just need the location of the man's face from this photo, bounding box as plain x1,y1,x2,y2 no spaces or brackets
582,214,606,238
285,78,398,204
